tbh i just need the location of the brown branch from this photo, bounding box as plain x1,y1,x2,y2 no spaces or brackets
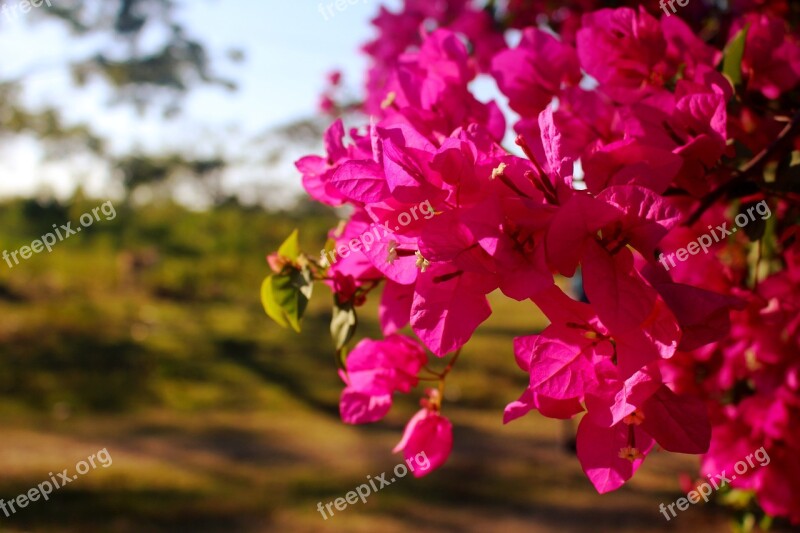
684,111,800,227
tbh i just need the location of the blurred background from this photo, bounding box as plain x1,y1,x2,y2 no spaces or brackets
0,1,795,531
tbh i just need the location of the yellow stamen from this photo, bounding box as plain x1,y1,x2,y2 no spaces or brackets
381,92,396,110
622,410,645,426
618,446,643,461
415,251,430,273
491,162,507,180
386,240,398,264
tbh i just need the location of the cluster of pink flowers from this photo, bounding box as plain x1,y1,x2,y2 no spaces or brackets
664,226,800,521
271,0,800,522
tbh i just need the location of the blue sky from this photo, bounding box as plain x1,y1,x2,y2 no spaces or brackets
0,0,397,198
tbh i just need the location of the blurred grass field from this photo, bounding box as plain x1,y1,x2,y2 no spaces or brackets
0,197,791,532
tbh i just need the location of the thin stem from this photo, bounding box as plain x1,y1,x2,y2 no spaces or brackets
441,349,461,378
754,238,763,291
685,111,800,227
426,349,462,409
422,365,443,378
305,255,327,270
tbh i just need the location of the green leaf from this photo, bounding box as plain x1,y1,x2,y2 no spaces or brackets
277,229,302,262
331,298,357,353
260,266,314,332
719,488,755,508
722,25,749,87
740,512,756,533
261,275,289,329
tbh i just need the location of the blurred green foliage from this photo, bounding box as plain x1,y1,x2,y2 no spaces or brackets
0,197,338,416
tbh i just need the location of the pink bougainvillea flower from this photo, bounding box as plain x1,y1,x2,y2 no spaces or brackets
376,29,506,142
281,0,800,513
579,381,710,493
544,192,619,277
733,13,800,99
524,323,614,401
491,27,581,118
339,389,393,426
504,329,585,423
329,159,390,204
582,140,684,195
410,264,495,356
582,243,682,376
394,406,453,477
642,263,746,351
338,334,427,424
661,15,720,80
295,119,372,207
380,125,447,205
576,7,670,102
576,414,655,493
379,279,415,335
325,208,384,286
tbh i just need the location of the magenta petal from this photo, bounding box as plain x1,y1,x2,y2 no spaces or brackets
382,137,440,204
491,27,580,117
528,325,603,400
504,387,536,424
535,393,584,420
583,364,661,428
546,194,619,277
323,119,348,161
641,386,711,454
513,334,538,372
504,384,583,424
581,242,658,333
329,160,390,203
411,266,494,356
647,279,744,351
345,335,428,395
596,185,683,259
394,409,453,477
576,416,653,494
340,389,392,425
379,280,414,335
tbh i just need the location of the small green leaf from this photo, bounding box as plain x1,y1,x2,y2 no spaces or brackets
331,298,357,352
723,25,749,87
261,275,289,329
719,488,755,508
277,229,302,262
261,266,314,332
740,512,756,533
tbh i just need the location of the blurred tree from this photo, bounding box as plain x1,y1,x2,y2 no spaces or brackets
115,152,231,205
0,0,244,201
49,0,240,114
0,0,341,208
